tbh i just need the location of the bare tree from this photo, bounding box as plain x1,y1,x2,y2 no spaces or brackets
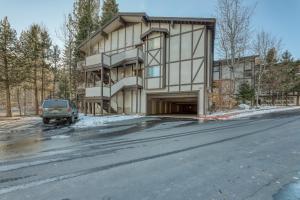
252,30,281,106
216,0,254,96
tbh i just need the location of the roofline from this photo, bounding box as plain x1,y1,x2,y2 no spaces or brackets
214,55,260,65
78,12,216,50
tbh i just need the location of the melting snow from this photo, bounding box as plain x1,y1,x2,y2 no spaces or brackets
72,114,142,128
208,106,300,120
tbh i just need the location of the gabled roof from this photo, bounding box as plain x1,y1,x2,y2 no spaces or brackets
140,28,169,40
214,55,260,66
79,12,216,51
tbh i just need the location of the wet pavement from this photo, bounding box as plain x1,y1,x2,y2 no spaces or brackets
0,110,300,199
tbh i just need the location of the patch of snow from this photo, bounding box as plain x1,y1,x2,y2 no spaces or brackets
72,114,142,128
51,135,70,139
238,104,251,110
231,106,300,119
208,106,300,120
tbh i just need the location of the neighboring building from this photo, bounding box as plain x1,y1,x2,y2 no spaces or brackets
213,55,258,94
77,12,216,116
212,56,300,107
212,56,258,109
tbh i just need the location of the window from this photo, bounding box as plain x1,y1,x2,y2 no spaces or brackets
244,70,252,78
148,37,160,50
147,66,160,77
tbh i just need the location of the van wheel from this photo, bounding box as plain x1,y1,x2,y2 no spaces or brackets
43,118,50,124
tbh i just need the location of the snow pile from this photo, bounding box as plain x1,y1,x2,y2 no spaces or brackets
238,104,250,110
208,106,300,120
231,106,300,119
72,114,142,128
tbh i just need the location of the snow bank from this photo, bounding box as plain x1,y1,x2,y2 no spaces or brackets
207,106,300,120
72,114,142,128
238,104,250,110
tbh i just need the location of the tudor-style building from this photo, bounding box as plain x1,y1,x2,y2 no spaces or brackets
77,12,215,116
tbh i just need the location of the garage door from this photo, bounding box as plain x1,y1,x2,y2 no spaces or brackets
147,92,198,115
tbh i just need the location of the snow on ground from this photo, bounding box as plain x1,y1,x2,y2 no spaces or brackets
207,106,300,120
72,114,142,128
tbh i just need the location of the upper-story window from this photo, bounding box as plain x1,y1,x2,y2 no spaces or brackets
148,37,160,50
244,69,252,78
147,66,160,77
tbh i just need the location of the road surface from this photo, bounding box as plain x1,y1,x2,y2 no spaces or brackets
0,110,300,200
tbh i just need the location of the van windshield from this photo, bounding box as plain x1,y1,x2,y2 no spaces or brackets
43,100,68,108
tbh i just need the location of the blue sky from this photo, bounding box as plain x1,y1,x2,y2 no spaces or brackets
0,0,299,59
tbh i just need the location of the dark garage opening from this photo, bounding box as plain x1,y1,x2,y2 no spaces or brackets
147,93,198,116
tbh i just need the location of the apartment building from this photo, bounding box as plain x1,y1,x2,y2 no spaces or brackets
77,12,215,116
212,56,300,106
213,55,258,93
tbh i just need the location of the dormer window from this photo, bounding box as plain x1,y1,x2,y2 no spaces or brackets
148,37,160,50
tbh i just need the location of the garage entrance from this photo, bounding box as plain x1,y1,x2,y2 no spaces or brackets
147,92,199,116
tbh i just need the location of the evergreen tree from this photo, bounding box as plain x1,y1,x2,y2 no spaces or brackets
238,82,255,104
73,0,100,58
281,50,293,64
0,17,26,117
101,0,119,26
40,28,52,101
20,24,45,115
266,48,277,65
49,45,60,98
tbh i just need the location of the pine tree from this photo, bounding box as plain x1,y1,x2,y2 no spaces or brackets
20,24,46,115
73,0,100,58
101,0,119,26
65,0,101,100
281,50,293,64
0,17,26,117
49,45,60,98
40,28,52,101
238,82,255,104
266,48,277,65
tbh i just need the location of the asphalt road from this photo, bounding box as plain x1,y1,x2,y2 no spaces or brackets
0,110,300,200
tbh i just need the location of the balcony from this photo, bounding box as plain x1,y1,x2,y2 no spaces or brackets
86,53,102,66
109,48,144,67
85,76,143,98
85,86,110,98
82,48,144,71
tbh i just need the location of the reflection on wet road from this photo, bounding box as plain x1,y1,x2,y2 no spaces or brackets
0,116,198,160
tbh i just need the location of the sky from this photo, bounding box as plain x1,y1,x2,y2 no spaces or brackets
0,0,299,59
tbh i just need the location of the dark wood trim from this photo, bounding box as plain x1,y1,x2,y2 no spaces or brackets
191,24,194,91
166,56,205,65
192,29,204,57
203,27,208,115
110,32,112,52
168,23,171,92
148,49,160,66
163,32,167,88
179,23,182,91
192,59,204,82
159,33,161,88
117,29,119,53
169,27,204,37
168,82,205,87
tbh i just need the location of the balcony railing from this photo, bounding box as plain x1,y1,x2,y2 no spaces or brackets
85,76,143,98
109,48,144,67
86,53,102,66
82,48,144,69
